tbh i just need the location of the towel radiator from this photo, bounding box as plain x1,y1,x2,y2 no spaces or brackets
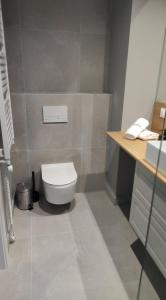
0,2,14,163
0,2,15,249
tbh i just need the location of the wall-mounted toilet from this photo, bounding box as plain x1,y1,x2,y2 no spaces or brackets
41,162,77,205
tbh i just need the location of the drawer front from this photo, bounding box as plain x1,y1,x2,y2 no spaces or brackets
130,162,166,278
148,220,166,278
152,186,166,223
130,195,149,244
133,163,154,204
134,162,166,221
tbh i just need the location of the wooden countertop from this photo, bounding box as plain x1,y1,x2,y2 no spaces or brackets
107,131,166,184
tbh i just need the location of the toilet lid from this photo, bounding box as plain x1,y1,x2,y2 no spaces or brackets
41,162,77,186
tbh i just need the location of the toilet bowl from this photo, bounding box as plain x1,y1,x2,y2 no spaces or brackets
41,162,77,205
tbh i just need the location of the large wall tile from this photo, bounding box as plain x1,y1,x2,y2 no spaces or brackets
78,173,105,192
2,0,19,27
92,94,111,147
80,34,106,92
80,94,94,147
10,92,111,192
11,150,30,186
3,0,109,94
29,148,82,174
4,27,25,92
21,30,80,92
3,0,111,192
82,147,107,175
11,94,28,150
80,0,107,35
81,94,111,148
26,94,82,150
19,0,80,32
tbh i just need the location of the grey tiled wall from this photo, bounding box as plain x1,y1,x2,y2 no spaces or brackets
11,93,111,192
2,0,111,192
2,0,108,93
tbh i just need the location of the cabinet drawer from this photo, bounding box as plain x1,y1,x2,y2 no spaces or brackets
134,189,151,216
133,163,154,203
130,162,166,278
152,187,166,223
148,221,166,278
130,196,148,244
134,163,166,221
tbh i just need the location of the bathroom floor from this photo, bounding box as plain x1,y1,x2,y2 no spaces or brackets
0,191,158,300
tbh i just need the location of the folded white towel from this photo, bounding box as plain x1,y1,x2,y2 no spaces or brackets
138,130,159,141
124,118,149,140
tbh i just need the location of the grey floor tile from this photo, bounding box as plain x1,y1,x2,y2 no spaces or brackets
68,193,97,232
0,265,32,300
68,194,130,299
41,289,86,300
125,280,140,300
85,286,129,300
0,239,32,300
14,206,31,219
74,228,126,290
31,203,71,237
31,234,85,300
14,215,31,240
86,191,137,243
115,261,141,284
138,273,159,300
86,190,121,225
9,238,31,266
31,233,77,270
74,192,140,298
2,191,158,300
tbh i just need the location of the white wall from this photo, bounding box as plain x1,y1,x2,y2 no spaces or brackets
121,0,166,130
158,38,166,102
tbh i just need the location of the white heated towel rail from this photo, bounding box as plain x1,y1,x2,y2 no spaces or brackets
0,2,14,163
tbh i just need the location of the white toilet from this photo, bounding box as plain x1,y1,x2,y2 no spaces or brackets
41,162,77,205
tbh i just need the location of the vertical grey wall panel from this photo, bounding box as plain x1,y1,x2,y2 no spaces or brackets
1,0,112,192
2,0,109,94
106,0,133,201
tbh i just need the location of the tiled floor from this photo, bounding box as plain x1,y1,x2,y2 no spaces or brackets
0,191,159,300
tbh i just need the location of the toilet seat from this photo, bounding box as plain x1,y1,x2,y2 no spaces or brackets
41,162,77,186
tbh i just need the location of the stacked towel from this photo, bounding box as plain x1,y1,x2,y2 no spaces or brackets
124,118,149,140
138,130,159,141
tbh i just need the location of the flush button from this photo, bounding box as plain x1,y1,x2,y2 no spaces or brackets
43,106,68,123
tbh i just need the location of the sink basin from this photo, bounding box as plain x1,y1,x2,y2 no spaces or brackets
145,140,166,175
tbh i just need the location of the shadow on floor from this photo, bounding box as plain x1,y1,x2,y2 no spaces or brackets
37,197,75,215
86,191,140,299
86,191,163,300
119,202,131,221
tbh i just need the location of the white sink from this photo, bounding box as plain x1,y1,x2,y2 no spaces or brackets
145,140,166,175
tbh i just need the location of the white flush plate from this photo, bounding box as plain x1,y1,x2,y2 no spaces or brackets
43,106,68,123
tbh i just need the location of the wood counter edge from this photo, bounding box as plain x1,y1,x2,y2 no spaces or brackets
106,131,166,185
